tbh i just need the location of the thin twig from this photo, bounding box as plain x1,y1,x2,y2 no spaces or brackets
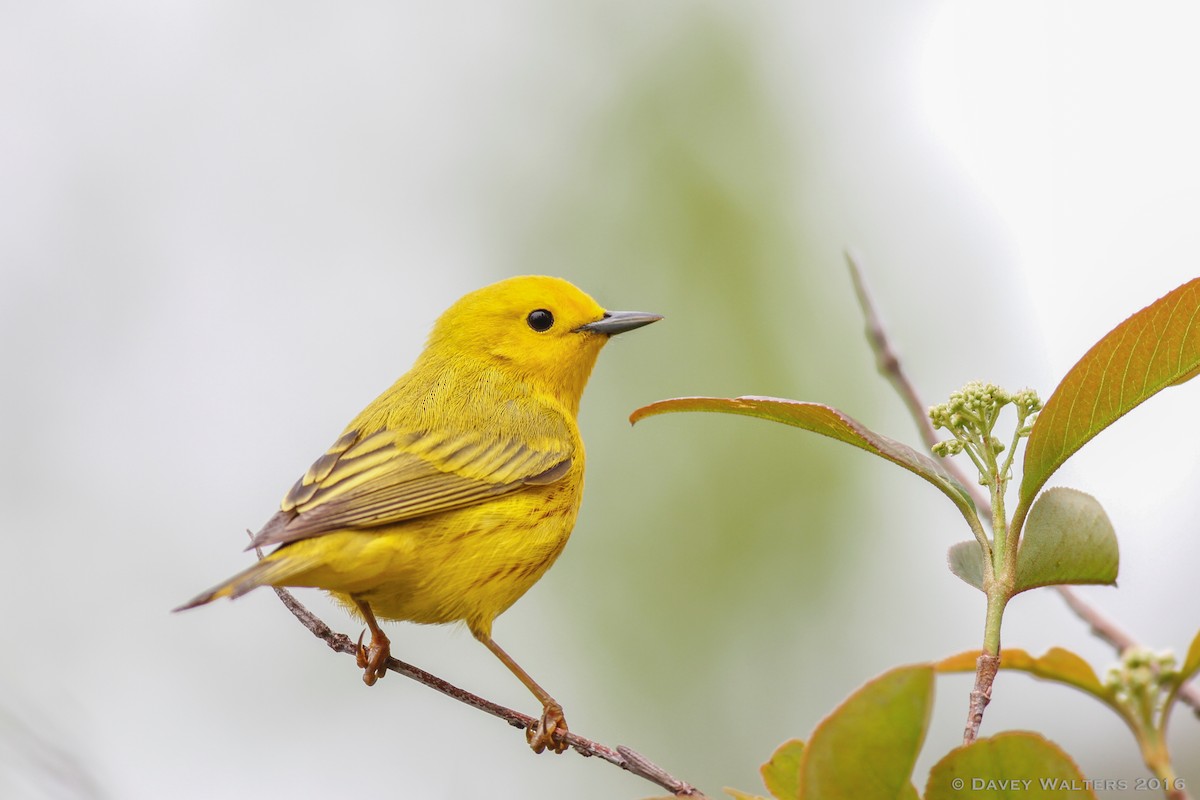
846,248,941,453
1055,586,1200,718
268,585,709,797
845,250,989,511
845,250,1200,720
1053,585,1138,651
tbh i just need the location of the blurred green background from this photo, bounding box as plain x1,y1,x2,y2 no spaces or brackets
2,2,1198,799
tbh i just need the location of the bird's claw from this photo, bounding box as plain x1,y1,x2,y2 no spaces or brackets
355,628,390,686
526,702,568,754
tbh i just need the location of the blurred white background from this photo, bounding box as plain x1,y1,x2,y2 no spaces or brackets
2,2,1197,798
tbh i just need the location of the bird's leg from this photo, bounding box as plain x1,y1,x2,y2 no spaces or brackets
476,634,568,754
352,597,390,686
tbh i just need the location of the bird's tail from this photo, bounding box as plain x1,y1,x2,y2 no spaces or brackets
173,552,310,612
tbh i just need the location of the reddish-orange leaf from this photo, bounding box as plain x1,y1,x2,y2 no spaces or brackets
630,396,976,519
1018,278,1200,522
936,647,1113,705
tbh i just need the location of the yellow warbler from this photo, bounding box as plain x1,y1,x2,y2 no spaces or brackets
177,275,660,753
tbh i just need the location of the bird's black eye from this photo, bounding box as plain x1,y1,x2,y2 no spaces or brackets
526,309,554,332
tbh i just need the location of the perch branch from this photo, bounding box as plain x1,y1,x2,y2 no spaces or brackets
845,250,1200,719
267,584,709,797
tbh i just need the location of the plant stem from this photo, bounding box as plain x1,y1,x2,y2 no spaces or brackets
963,588,1009,745
1129,720,1190,800
962,654,1000,745
998,412,1025,481
960,464,1015,746
1147,750,1188,800
989,474,1008,571
981,587,1008,656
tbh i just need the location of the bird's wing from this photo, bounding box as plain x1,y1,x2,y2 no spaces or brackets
249,426,573,549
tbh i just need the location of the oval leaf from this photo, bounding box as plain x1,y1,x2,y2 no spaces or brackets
799,665,933,800
760,739,804,800
935,647,1112,705
1018,278,1200,520
631,396,977,519
947,540,987,591
1014,488,1118,593
925,732,1096,799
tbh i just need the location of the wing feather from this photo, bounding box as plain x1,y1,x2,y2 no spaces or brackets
249,425,572,549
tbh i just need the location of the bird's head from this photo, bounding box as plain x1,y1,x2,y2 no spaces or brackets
425,275,661,412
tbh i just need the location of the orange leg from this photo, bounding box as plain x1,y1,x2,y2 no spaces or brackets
476,634,568,754
352,597,391,686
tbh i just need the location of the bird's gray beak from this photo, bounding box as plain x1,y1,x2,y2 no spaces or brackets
576,310,663,336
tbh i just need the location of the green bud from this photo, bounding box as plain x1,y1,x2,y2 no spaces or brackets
928,404,950,430
1012,388,1043,414
932,440,964,458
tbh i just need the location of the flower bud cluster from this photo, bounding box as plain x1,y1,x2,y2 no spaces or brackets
1104,647,1179,713
928,382,1042,485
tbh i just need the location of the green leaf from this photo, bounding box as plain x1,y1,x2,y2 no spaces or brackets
1014,488,1118,593
798,665,933,800
925,732,1096,799
630,396,977,520
1164,628,1200,716
935,647,1113,705
1018,278,1200,523
760,739,804,800
947,540,987,591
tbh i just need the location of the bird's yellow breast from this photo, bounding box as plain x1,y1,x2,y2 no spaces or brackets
271,459,585,639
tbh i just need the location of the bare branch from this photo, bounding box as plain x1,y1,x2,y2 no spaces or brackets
1052,585,1137,651
845,251,991,513
268,585,709,797
845,251,1200,720
1055,586,1200,718
846,250,939,450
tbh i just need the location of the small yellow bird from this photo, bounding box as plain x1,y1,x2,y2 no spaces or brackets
177,275,660,753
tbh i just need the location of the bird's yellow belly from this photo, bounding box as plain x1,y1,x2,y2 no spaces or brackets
279,481,580,638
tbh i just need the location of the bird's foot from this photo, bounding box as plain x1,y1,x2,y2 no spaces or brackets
527,701,568,754
355,628,391,686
